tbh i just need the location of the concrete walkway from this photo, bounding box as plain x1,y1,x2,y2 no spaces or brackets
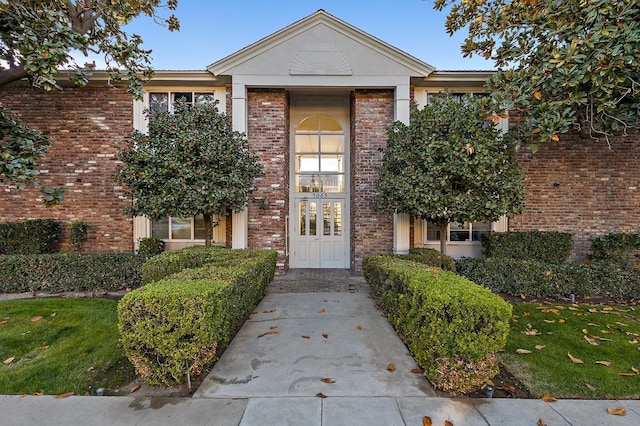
2,270,640,425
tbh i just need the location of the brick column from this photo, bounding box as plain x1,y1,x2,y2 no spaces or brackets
247,89,290,272
350,89,395,273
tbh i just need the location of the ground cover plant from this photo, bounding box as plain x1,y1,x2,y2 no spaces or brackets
501,301,640,399
0,298,135,395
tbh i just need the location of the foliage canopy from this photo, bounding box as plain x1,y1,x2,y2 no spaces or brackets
375,93,525,254
116,100,263,246
434,0,640,150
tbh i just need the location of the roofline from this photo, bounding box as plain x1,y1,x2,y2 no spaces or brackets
207,9,435,77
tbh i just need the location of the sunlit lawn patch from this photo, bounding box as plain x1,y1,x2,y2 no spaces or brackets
0,298,134,395
501,302,640,399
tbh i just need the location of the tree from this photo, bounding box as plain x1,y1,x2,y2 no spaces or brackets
0,0,179,202
374,93,525,255
434,0,640,150
115,100,264,247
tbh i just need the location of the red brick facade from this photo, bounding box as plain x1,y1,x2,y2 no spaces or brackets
0,84,134,252
350,90,395,273
510,132,640,260
246,89,290,270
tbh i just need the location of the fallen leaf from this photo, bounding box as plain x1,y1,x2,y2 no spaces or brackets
615,322,628,327
356,325,362,330
588,308,597,313
19,394,28,399
257,331,279,338
322,333,328,339
445,420,454,426
541,394,557,402
534,91,542,100
3,357,15,364
537,419,547,426
535,345,545,350
595,361,611,367
33,392,43,396
387,364,396,372
87,367,94,372
567,353,584,364
316,392,327,398
585,383,596,391
262,309,276,314
603,307,614,311
321,378,336,384
270,325,278,330
130,384,141,393
422,416,432,426
0,320,7,326
411,368,424,373
516,349,532,354
558,319,565,323
584,335,599,346
618,372,634,376
523,329,541,336
317,308,325,313
55,392,75,399
50,312,56,317
607,407,626,416
629,339,639,344
301,335,310,339
543,319,555,323
31,316,43,322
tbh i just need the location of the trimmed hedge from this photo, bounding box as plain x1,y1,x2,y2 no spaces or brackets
0,219,62,254
406,247,456,271
118,247,277,385
141,245,244,284
456,257,640,300
0,253,146,293
589,233,640,264
363,254,511,393
481,230,573,263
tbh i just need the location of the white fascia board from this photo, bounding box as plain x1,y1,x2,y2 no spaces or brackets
233,74,410,88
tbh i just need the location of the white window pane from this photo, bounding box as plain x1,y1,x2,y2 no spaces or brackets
320,134,344,153
171,217,192,239
194,214,206,240
295,134,319,153
149,93,169,114
296,175,321,192
320,155,343,172
194,93,215,105
426,222,440,241
296,155,319,172
472,221,491,241
321,174,344,193
450,222,470,242
151,217,169,239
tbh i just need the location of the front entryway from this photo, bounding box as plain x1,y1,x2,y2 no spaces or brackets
290,96,350,268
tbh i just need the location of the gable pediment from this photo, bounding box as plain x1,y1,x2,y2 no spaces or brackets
207,10,434,79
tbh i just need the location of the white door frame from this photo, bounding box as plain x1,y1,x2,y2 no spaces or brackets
289,95,350,269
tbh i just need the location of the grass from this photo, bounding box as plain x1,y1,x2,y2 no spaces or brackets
0,298,135,395
501,301,640,399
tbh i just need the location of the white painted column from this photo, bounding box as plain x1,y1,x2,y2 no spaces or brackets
393,81,411,254
231,82,249,249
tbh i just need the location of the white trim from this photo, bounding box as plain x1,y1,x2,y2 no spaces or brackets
232,209,248,249
393,213,411,254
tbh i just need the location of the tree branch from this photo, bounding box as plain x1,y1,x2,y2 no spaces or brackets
0,66,29,87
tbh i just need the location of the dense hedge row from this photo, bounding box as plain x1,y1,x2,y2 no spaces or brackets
481,230,573,263
0,253,146,293
405,247,456,271
456,257,640,300
118,247,277,385
0,219,62,254
363,255,511,393
589,233,640,264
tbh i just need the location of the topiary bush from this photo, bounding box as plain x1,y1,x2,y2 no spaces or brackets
69,221,90,252
363,254,512,393
456,257,640,300
0,219,62,254
137,237,165,257
118,247,277,385
141,245,232,284
407,247,456,271
481,230,573,263
0,253,146,293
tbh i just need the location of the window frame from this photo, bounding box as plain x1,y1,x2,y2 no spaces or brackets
423,221,492,244
151,215,226,244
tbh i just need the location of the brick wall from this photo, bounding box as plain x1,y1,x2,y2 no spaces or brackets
510,132,640,259
246,89,289,271
0,84,134,252
350,89,395,273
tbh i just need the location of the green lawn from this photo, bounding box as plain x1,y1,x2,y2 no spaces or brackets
501,301,640,399
0,298,135,395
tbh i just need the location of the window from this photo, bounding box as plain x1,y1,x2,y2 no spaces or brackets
149,91,217,115
294,115,345,193
151,215,207,241
424,221,491,243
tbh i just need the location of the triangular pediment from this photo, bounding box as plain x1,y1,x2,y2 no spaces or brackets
207,10,435,78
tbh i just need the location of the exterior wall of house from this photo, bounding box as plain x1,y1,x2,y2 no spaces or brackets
246,89,290,271
0,84,134,252
350,89,395,273
510,131,640,260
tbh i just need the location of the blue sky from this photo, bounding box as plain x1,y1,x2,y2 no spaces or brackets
120,0,494,71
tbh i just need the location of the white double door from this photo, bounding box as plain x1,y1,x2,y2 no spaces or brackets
291,197,348,268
